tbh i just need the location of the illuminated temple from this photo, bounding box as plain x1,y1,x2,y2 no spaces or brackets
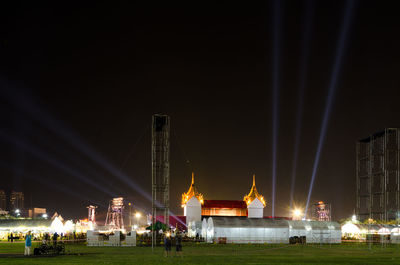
181,173,266,224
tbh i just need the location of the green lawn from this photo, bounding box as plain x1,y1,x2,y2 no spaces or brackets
1,242,400,264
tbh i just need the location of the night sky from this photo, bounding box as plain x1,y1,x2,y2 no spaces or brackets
1,1,399,221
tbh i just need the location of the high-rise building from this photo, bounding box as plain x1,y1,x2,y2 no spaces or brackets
356,128,400,221
0,190,6,211
10,191,24,210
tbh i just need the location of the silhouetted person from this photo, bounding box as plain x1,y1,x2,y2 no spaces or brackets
175,232,183,257
164,233,171,257
10,232,14,242
53,232,59,246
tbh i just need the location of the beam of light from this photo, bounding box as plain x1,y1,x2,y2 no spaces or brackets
0,160,108,210
9,113,125,195
271,0,282,217
0,129,118,198
0,82,184,219
304,0,358,217
0,84,152,202
289,0,315,210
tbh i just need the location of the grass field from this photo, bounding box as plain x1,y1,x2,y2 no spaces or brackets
1,242,400,264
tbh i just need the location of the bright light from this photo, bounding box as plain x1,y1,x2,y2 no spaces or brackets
341,223,360,235
292,208,303,220
135,212,141,219
51,216,64,234
166,232,170,237
133,225,138,230
351,215,357,222
64,220,74,232
42,213,48,218
15,209,20,213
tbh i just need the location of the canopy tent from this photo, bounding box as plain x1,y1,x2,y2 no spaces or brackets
145,221,167,232
206,217,289,244
203,217,341,244
288,220,341,243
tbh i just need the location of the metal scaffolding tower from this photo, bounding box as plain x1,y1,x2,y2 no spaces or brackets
151,114,170,248
105,197,125,230
356,128,400,222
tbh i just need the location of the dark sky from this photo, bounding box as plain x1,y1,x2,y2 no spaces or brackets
0,1,399,221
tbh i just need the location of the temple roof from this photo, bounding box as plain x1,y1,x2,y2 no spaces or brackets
243,175,266,206
181,173,204,207
203,200,247,209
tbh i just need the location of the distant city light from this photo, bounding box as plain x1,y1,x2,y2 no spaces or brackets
135,212,141,219
15,209,20,213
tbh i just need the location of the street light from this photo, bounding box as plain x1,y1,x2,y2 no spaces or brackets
128,203,132,227
135,212,141,227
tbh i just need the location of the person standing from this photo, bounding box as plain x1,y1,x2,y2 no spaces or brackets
24,231,32,256
175,231,183,257
164,232,171,257
53,232,59,246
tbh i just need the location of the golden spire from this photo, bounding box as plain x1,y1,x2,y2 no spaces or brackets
244,174,266,206
181,172,204,207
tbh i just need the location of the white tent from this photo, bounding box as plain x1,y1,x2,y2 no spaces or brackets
288,220,341,243
201,218,207,240
207,217,289,244
204,217,341,244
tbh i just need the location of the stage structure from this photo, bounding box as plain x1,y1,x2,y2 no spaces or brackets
356,128,400,221
105,198,124,230
87,205,97,224
311,201,331,221
151,114,170,248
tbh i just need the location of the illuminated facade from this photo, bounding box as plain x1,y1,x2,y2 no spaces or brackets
182,174,266,223
201,200,247,217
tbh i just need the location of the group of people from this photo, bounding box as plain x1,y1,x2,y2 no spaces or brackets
164,230,183,257
23,231,60,256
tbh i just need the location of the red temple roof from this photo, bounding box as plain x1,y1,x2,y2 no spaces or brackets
203,200,247,209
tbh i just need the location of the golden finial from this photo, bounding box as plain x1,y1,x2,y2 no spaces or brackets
244,174,266,206
181,172,204,207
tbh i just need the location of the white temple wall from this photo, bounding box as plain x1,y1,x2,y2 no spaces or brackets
184,197,201,224
247,198,264,218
